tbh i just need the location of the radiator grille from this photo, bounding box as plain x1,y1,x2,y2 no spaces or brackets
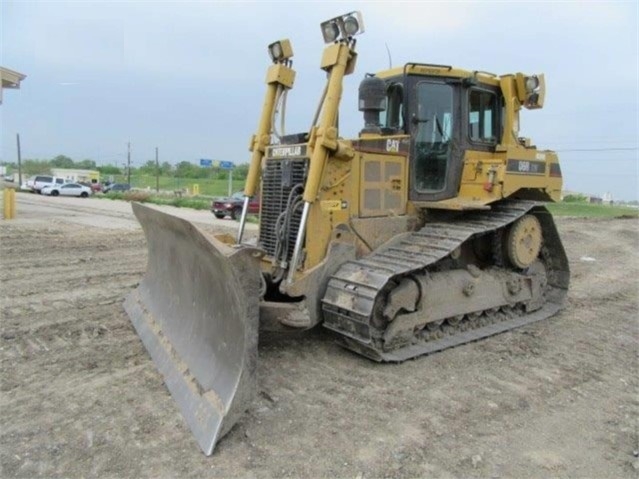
259,158,308,260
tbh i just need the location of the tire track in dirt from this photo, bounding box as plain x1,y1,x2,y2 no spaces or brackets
1,221,153,479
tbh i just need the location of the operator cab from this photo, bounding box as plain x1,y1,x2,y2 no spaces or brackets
359,66,503,202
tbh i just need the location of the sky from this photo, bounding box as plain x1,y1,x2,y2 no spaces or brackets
1,1,638,200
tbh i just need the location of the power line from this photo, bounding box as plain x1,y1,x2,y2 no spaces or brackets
565,172,639,177
560,158,637,161
555,147,637,152
548,137,637,143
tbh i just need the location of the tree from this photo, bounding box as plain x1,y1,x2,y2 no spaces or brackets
74,158,96,170
139,160,157,175
234,163,249,180
160,161,173,176
22,159,52,175
97,164,122,175
77,159,97,170
175,161,199,178
50,155,74,168
563,194,588,203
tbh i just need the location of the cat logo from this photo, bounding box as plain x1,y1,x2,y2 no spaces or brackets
386,139,400,153
271,146,303,157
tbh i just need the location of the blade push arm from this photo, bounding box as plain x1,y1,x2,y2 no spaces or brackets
237,40,296,243
287,40,358,283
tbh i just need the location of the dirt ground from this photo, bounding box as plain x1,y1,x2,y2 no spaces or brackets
1,193,638,478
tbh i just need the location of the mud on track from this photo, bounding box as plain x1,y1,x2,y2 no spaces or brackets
1,207,638,478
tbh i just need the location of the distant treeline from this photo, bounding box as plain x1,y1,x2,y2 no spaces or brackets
1,155,249,180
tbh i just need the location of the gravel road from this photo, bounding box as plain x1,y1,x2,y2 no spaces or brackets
1,192,637,478
8,192,258,232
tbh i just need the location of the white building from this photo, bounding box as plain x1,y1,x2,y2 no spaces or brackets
51,168,100,183
602,192,613,205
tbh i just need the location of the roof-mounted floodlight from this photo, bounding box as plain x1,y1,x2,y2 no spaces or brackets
525,75,540,92
320,11,364,44
268,39,294,62
322,21,340,43
515,73,545,109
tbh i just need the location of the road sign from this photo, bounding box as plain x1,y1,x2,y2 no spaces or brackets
199,159,213,167
218,161,235,170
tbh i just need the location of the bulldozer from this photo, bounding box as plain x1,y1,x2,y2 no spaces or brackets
124,11,569,455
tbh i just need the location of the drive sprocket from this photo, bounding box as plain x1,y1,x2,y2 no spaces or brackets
507,214,543,269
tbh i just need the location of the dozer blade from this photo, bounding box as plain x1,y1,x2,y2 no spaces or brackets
124,203,263,455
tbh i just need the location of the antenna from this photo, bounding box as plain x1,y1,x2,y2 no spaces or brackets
384,42,392,69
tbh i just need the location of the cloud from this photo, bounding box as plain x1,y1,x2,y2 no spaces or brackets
1,1,637,198
365,2,475,33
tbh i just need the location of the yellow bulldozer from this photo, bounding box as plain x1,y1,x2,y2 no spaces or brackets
124,11,569,455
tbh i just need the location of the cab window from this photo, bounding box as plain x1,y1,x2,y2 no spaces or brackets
468,90,497,143
379,83,404,132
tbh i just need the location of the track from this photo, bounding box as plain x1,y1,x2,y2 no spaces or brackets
323,200,570,361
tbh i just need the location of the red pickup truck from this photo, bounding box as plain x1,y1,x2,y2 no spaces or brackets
211,192,260,220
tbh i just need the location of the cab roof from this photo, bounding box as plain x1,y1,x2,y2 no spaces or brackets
376,63,504,87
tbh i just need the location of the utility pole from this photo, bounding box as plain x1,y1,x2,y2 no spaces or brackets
16,133,22,186
155,147,159,193
127,142,131,186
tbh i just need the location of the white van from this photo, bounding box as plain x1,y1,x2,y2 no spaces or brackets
26,175,66,194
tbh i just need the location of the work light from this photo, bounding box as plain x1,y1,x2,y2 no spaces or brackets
268,39,293,62
343,15,360,36
321,21,340,43
525,75,540,92
320,11,364,43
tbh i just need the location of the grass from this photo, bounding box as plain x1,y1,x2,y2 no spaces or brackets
101,191,211,210
100,190,261,221
111,175,242,197
99,185,638,220
546,202,638,218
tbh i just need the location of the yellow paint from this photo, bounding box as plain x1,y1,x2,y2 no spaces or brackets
257,35,562,292
303,42,355,204
265,64,296,88
358,153,406,218
304,153,354,269
244,42,296,198
3,188,16,220
320,200,342,212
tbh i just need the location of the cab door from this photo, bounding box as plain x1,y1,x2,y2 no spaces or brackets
408,78,463,202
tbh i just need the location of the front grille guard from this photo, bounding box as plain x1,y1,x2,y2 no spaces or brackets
258,158,309,272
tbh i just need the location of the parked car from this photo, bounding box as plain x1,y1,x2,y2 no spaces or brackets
26,175,66,194
211,191,260,220
41,182,92,198
77,181,102,192
103,183,131,193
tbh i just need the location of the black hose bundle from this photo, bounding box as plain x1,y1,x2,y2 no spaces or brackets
272,183,305,279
